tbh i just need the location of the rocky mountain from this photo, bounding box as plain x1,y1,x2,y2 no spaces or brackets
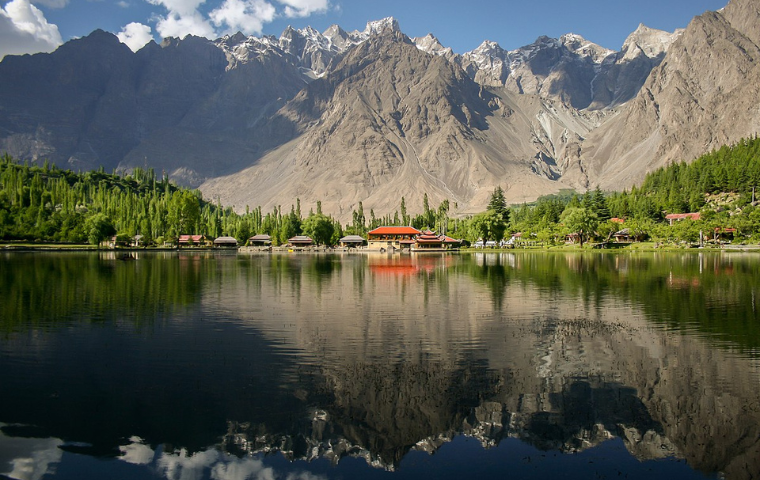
200,29,606,217
577,0,760,190
0,0,757,220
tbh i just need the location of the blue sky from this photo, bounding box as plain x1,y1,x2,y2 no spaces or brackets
1,0,729,59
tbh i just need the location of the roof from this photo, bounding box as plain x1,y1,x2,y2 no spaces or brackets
288,235,313,244
214,236,238,244
610,218,625,224
179,234,206,242
339,235,365,243
416,235,444,244
665,213,701,220
368,226,422,236
249,234,271,241
442,236,461,244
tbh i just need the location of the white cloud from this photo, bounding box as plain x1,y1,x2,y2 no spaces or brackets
209,0,275,35
117,21,154,51
278,0,327,18
144,0,330,40
147,0,215,38
30,0,68,8
117,0,129,7
0,0,62,59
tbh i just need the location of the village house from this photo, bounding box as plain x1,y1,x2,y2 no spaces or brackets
288,235,314,248
713,227,737,243
213,236,239,248
248,234,272,246
339,235,366,248
178,234,212,248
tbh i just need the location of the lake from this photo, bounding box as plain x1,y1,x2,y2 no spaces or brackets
1,250,759,480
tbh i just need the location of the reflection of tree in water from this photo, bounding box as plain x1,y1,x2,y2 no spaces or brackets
0,252,206,332
459,252,760,356
458,253,515,308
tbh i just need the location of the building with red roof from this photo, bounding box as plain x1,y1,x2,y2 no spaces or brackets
178,234,212,248
367,226,422,251
665,213,701,225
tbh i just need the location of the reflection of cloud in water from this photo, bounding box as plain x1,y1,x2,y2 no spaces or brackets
118,436,156,466
0,425,63,480
118,437,326,480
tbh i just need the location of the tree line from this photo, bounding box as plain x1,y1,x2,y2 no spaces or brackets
1,135,759,247
509,136,760,245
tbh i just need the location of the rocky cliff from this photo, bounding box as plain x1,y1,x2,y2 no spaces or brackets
0,0,757,219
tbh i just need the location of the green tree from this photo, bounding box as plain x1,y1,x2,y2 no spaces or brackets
469,209,508,244
301,213,335,245
560,207,598,247
488,186,507,215
86,213,116,246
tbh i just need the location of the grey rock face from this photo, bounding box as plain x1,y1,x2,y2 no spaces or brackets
0,2,756,216
576,0,760,191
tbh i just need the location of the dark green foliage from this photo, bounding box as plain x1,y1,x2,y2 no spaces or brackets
3,135,759,247
0,155,335,246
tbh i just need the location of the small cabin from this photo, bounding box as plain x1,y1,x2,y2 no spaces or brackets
713,227,737,243
213,236,239,248
178,234,212,248
613,228,634,243
249,234,272,246
288,235,314,247
339,235,366,248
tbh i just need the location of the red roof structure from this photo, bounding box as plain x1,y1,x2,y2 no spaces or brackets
178,234,209,245
665,213,701,225
415,230,443,244
368,226,422,236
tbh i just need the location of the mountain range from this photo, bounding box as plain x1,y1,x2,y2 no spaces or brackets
0,0,758,220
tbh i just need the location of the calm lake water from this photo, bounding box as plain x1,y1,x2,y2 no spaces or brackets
1,251,759,480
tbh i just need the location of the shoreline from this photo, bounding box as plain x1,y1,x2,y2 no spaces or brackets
3,242,760,254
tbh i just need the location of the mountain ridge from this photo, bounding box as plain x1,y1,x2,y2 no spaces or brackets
1,0,758,221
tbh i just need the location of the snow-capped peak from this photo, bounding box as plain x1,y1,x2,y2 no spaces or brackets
621,24,681,60
472,40,506,55
362,17,400,37
413,33,453,57
560,33,614,63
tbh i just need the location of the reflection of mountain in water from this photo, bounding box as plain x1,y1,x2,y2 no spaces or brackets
221,367,677,471
205,253,760,478
1,252,759,479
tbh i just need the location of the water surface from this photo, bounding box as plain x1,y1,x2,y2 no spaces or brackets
1,251,759,479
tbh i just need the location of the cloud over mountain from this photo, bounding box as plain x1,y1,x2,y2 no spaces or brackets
0,0,62,58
